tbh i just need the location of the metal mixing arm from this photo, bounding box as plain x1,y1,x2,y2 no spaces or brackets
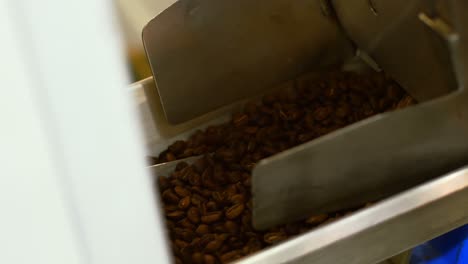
252,0,468,229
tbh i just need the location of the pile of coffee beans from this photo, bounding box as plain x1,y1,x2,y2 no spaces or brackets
152,71,415,263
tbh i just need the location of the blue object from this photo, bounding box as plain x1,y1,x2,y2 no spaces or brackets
410,225,468,264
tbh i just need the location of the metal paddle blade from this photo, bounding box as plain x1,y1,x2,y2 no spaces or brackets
252,93,468,229
142,0,353,124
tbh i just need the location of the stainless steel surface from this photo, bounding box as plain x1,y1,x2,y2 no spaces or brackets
142,0,354,124
241,167,468,264
149,155,203,176
252,89,468,229
332,0,457,101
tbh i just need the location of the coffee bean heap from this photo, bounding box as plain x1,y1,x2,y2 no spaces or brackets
154,71,415,264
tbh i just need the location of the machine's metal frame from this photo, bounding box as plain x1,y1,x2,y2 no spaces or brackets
136,0,468,262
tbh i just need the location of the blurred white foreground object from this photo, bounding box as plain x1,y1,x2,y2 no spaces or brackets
0,1,169,264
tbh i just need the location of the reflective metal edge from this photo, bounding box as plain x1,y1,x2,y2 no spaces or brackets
237,167,468,264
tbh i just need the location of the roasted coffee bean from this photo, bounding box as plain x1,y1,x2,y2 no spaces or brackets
187,172,202,186
206,201,218,211
213,223,226,233
229,194,245,204
171,178,185,186
199,234,215,247
195,224,210,235
178,196,191,210
181,148,194,158
178,166,192,180
201,189,213,198
178,218,196,230
211,191,225,203
192,157,207,173
201,167,213,184
218,234,230,243
232,113,249,127
190,196,204,207
224,184,238,196
264,232,287,244
166,152,176,162
241,214,252,228
220,250,243,263
396,95,416,109
166,211,185,220
305,214,328,225
165,204,179,213
220,244,232,254
193,146,208,155
225,203,245,220
162,189,180,204
335,104,350,118
198,202,208,216
314,106,332,121
205,238,224,252
216,148,237,163
242,177,252,187
246,139,257,152
190,237,202,249
174,186,191,197
201,211,223,223
244,126,259,134
228,237,245,250
174,239,189,249
227,171,242,184
212,164,225,182
203,254,216,264
190,186,204,195
187,207,200,224
225,221,239,233
173,228,195,242
191,252,204,264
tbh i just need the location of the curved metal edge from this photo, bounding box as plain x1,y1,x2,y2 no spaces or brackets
239,166,468,264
